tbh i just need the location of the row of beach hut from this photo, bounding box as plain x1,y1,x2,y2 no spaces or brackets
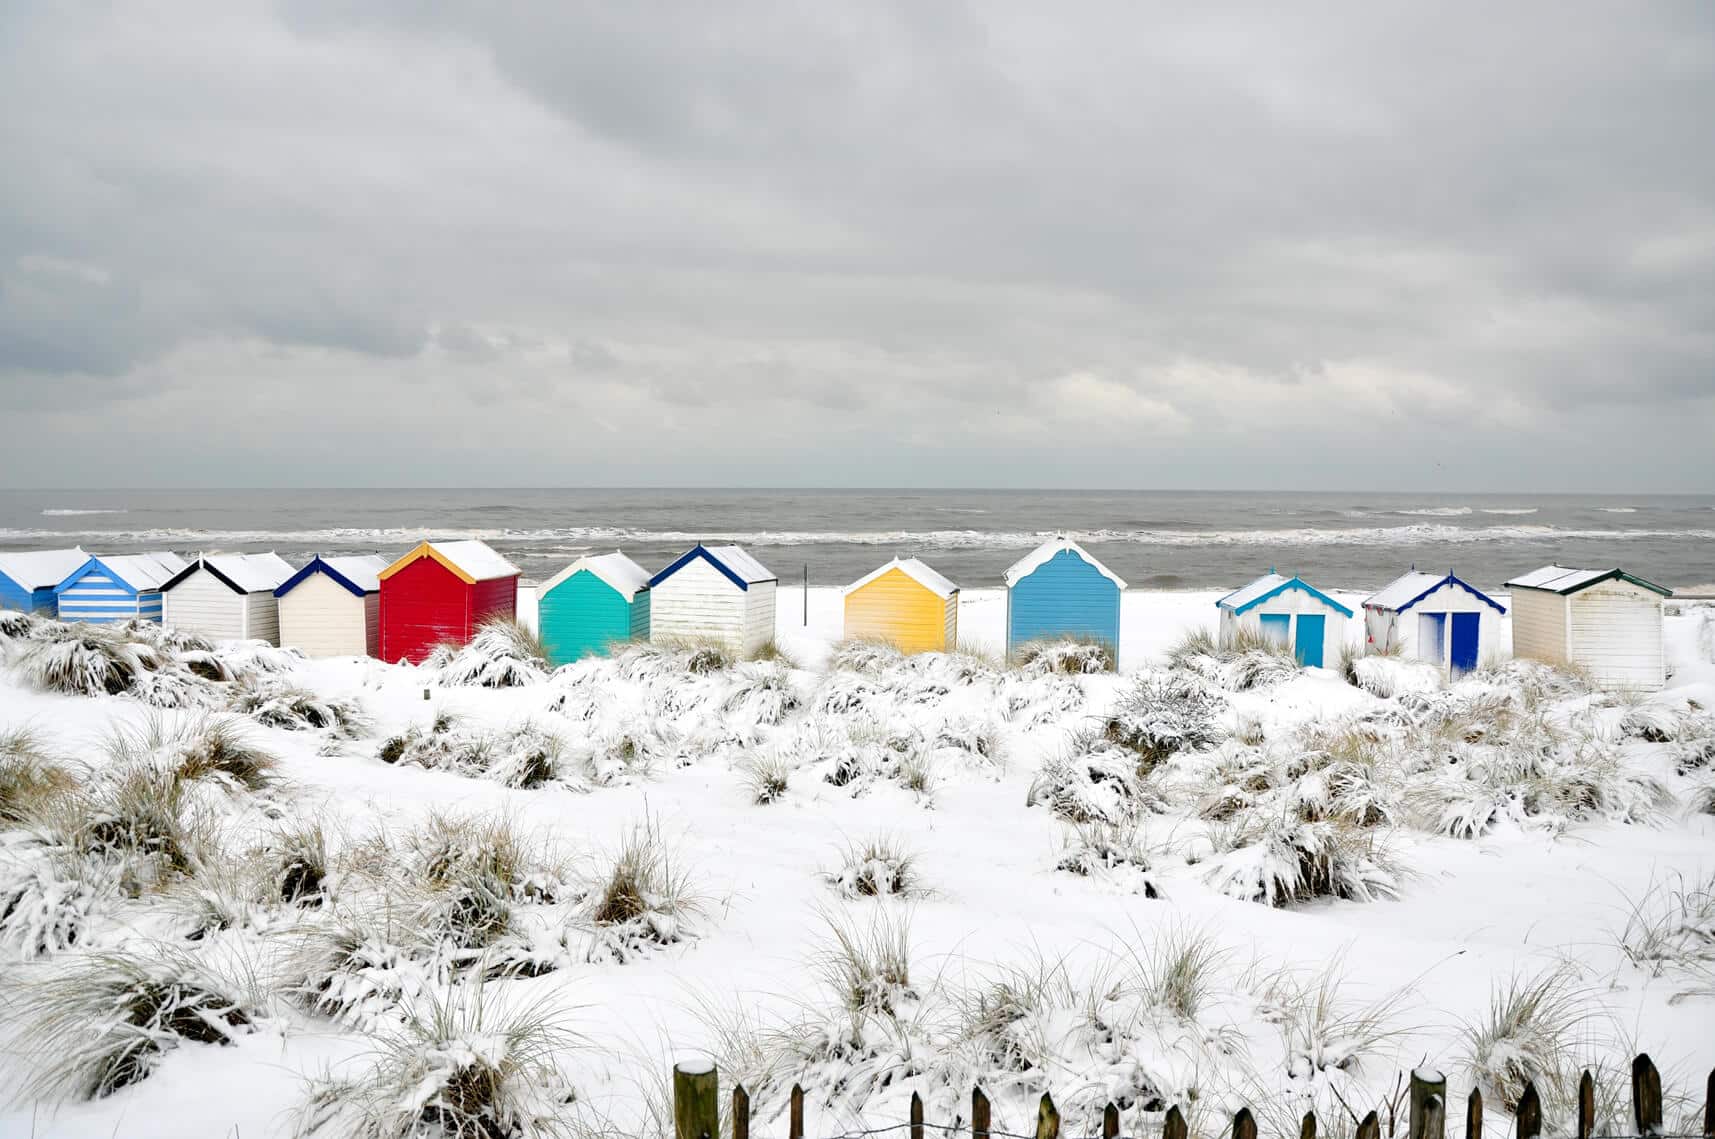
0,538,1676,689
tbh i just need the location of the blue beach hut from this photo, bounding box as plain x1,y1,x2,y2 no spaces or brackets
536,551,652,665
1216,569,1354,669
0,548,88,614
1002,536,1126,661
54,552,189,625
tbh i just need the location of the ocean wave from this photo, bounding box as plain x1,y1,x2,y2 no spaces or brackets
40,508,126,516
5,523,1714,550
1601,507,1638,513
1387,507,1473,517
1481,508,1538,515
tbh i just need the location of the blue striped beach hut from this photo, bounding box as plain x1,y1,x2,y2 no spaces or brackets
0,548,88,614
53,552,189,625
1002,536,1127,661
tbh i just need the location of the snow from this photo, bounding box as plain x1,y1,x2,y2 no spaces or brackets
197,551,297,593
1001,536,1127,589
1366,570,1459,612
427,539,519,582
1,589,1713,1139
539,552,652,600
319,554,388,594
703,544,775,584
1217,571,1291,610
0,547,87,590
1505,565,1616,593
843,557,959,598
98,551,189,591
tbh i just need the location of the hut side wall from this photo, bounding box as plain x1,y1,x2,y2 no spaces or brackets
1568,580,1664,690
1508,589,1568,668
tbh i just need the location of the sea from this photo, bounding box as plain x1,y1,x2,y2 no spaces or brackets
3,489,1713,592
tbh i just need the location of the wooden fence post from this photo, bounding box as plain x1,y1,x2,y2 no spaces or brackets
1357,1110,1380,1139
1233,1106,1257,1139
1301,1112,1317,1139
1466,1089,1483,1139
1577,1071,1595,1139
1634,1054,1662,1137
732,1084,749,1139
1037,1093,1061,1139
912,1092,924,1139
789,1084,804,1139
673,1060,718,1139
1164,1105,1188,1139
1704,1066,1714,1139
973,1086,991,1139
1516,1082,1542,1139
1411,1068,1447,1139
1103,1103,1120,1139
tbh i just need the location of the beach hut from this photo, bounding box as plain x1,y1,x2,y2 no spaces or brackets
536,551,652,665
0,547,88,613
1002,537,1126,660
161,553,297,644
1362,570,1506,678
843,557,959,654
1503,565,1670,690
378,539,520,664
646,544,776,657
1216,569,1353,669
53,552,189,624
274,554,388,659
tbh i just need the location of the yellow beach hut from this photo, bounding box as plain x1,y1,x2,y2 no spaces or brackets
842,557,959,654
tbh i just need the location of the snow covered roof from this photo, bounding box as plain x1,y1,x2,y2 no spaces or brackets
1503,565,1671,597
1002,537,1127,590
540,551,652,601
0,547,87,590
275,553,388,598
844,557,959,599
166,552,297,595
649,544,777,591
380,540,520,584
73,551,189,593
1217,571,1355,617
1364,571,1505,615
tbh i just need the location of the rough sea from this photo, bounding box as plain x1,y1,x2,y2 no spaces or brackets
3,489,1713,591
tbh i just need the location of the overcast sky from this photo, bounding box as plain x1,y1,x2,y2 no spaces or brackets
1,2,1712,491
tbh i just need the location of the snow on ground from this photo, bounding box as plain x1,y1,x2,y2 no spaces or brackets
0,592,1712,1139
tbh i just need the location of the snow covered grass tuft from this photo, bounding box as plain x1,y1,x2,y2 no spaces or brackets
1103,671,1226,771
1026,731,1142,825
380,715,570,790
1266,957,1416,1075
823,834,922,898
0,834,113,958
575,819,701,963
1461,964,1591,1112
1054,819,1157,896
722,661,801,726
815,906,917,1021
1168,626,1300,690
1132,923,1226,1022
0,724,79,823
1012,637,1114,676
1614,871,1715,986
827,638,905,675
299,979,577,1139
1,945,259,1102
231,678,369,738
1350,654,1443,699
740,752,792,804
437,618,550,688
157,714,280,792
0,609,38,641
1204,814,1403,907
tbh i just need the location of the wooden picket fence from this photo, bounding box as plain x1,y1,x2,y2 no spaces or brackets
670,1054,1715,1139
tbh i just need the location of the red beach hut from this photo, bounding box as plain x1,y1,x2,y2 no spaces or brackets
378,539,520,663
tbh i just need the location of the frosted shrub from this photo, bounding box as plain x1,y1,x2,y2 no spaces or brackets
574,819,701,964
1104,671,1227,771
230,678,369,738
3,946,259,1102
1012,638,1114,676
290,906,442,1031
722,660,802,727
299,981,577,1139
1204,815,1402,907
1026,732,1142,825
437,618,549,688
0,835,112,958
823,835,921,898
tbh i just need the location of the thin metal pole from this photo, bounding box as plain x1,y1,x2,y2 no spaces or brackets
803,563,808,626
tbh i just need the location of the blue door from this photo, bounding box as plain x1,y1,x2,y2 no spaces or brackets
1259,613,1290,648
1294,614,1325,668
1449,612,1480,677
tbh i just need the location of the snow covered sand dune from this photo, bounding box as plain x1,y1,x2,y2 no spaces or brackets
0,593,1712,1139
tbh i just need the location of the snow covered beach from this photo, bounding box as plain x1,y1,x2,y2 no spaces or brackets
1,589,1713,1139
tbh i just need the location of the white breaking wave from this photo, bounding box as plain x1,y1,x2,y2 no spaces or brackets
1602,507,1639,513
5,523,1715,549
1481,508,1538,515
1388,507,1473,517
40,508,127,516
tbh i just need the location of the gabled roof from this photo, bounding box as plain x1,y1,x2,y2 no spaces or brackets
1504,565,1672,598
844,557,959,599
163,552,297,595
648,544,776,592
0,547,88,590
379,540,520,585
275,554,389,598
1003,537,1127,590
1365,571,1506,615
1217,571,1355,618
540,551,652,601
57,551,189,594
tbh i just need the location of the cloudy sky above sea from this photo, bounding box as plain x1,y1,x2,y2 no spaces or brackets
1,2,1712,490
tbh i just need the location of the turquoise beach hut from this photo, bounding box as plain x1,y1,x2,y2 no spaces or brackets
1002,536,1126,661
536,551,652,665
1216,569,1354,669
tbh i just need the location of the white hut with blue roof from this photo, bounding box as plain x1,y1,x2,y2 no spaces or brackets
647,544,777,657
1216,569,1353,669
1363,569,1506,678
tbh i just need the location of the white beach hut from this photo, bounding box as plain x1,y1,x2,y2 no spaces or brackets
646,544,777,657
274,554,388,658
161,553,297,645
1503,565,1670,690
1362,570,1506,678
1216,569,1354,669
